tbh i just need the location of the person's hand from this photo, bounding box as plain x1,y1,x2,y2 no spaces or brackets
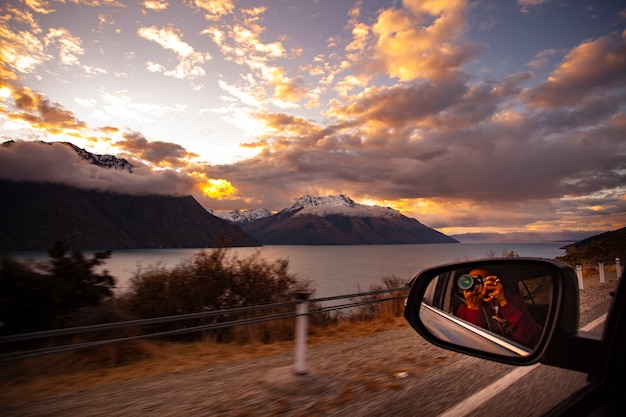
482,275,508,307
463,285,484,310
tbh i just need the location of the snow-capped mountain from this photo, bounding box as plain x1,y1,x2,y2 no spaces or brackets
64,142,135,172
239,194,458,245
283,194,402,219
213,208,272,224
283,194,357,213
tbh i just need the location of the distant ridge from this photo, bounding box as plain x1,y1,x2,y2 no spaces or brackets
63,142,135,172
213,208,272,224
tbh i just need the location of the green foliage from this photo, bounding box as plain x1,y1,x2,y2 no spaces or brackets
0,241,115,335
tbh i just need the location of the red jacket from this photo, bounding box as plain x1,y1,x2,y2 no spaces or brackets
457,296,541,348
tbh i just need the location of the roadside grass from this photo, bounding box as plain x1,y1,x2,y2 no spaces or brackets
0,299,408,405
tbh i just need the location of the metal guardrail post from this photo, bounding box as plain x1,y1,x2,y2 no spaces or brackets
294,292,310,375
599,262,605,284
617,258,622,279
576,264,584,290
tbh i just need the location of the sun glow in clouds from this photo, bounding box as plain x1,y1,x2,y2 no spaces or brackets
192,173,238,200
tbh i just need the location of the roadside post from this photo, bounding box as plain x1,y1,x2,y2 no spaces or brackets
576,264,584,290
617,258,622,279
599,262,605,284
294,292,310,375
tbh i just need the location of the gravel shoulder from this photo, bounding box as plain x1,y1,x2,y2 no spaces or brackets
1,275,619,417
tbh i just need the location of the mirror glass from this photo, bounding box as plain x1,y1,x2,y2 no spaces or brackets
418,262,554,357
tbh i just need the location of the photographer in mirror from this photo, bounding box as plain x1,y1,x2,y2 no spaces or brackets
456,268,542,348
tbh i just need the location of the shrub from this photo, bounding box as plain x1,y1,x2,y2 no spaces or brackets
350,275,408,322
124,248,314,342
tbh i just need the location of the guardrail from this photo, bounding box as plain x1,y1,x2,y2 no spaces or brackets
574,258,621,290
0,286,409,373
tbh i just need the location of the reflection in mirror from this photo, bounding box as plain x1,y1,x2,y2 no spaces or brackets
418,263,553,357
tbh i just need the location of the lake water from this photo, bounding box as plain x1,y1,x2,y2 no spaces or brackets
12,243,569,299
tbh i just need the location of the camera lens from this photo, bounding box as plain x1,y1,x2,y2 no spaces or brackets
457,274,476,290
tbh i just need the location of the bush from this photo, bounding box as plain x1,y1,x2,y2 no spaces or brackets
124,248,314,342
350,275,408,322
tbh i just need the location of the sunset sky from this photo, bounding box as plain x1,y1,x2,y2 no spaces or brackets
1,0,625,237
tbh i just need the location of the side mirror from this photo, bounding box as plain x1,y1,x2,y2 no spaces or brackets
404,258,580,366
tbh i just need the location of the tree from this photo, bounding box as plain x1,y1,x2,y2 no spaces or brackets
0,241,116,335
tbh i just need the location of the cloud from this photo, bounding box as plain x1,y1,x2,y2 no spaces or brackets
190,0,235,21
2,3,42,34
517,0,550,14
115,131,199,168
527,49,558,71
370,0,482,82
0,141,195,196
201,8,312,108
6,85,87,134
523,34,626,108
22,0,55,14
45,28,84,66
328,79,468,128
0,21,48,74
137,25,211,80
142,0,169,12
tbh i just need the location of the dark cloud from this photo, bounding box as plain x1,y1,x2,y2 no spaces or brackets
116,131,199,167
334,79,468,127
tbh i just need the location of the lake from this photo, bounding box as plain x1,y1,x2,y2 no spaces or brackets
11,243,569,299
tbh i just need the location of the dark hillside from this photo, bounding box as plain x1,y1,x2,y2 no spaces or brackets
243,211,457,245
0,180,259,251
557,227,626,264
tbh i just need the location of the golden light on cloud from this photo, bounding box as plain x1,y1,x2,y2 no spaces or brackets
0,87,11,100
202,178,237,199
191,172,238,200
357,196,441,216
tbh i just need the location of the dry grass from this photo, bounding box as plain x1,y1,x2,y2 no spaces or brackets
0,311,408,406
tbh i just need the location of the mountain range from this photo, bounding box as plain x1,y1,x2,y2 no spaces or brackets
216,195,458,245
0,142,458,249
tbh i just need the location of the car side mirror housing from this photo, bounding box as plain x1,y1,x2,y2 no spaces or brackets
404,258,583,367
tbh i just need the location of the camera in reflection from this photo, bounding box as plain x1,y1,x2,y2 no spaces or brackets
457,274,484,291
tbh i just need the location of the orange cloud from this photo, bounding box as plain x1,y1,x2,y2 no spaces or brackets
22,0,55,14
7,86,87,133
189,0,235,21
142,0,169,12
524,34,626,108
371,0,479,82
